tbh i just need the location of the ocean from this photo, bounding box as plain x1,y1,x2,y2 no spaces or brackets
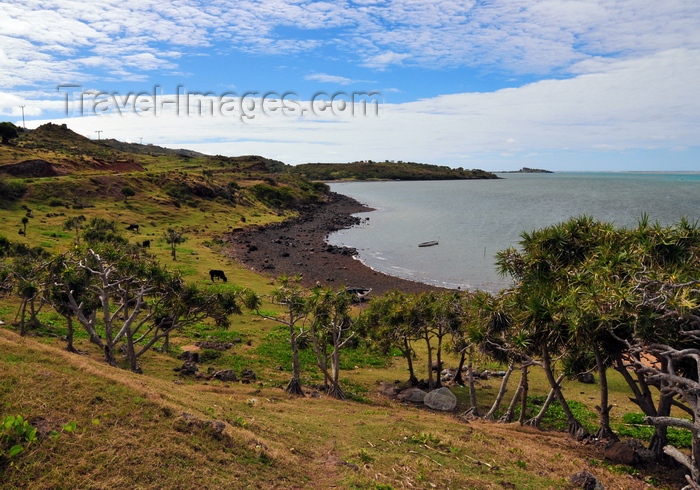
327,172,700,292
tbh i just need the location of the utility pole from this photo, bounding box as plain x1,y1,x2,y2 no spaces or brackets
19,105,26,129
95,130,103,140
140,137,143,145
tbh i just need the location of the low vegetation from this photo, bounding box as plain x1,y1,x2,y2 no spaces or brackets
288,160,499,181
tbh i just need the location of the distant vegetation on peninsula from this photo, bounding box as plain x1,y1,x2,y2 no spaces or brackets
500,167,553,173
288,160,499,181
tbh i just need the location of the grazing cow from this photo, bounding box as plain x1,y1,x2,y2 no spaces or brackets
126,224,139,232
141,239,151,248
209,269,227,283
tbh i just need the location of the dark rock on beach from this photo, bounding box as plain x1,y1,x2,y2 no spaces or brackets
222,192,445,295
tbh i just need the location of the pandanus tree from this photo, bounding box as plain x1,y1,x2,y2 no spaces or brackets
411,291,454,390
626,276,700,488
63,215,86,245
358,290,421,386
616,217,700,479
49,239,241,373
163,228,187,261
451,290,496,417
496,217,602,440
6,243,52,336
46,255,96,353
243,275,310,395
308,286,355,399
464,289,537,424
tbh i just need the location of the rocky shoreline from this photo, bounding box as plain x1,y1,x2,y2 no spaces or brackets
222,192,446,296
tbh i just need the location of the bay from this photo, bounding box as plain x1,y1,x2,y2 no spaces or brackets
327,172,700,292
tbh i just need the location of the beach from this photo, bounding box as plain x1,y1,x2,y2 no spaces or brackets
222,191,446,295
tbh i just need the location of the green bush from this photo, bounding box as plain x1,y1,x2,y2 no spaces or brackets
615,412,692,448
1,415,37,459
0,178,27,201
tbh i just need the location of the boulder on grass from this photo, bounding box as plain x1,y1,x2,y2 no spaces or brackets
604,441,638,466
378,382,401,398
212,369,237,382
424,387,457,411
398,387,428,403
569,471,605,490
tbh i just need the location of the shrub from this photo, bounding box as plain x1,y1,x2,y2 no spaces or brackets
1,415,37,459
0,177,27,201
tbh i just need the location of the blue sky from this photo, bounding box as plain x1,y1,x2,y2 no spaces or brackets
1,0,700,171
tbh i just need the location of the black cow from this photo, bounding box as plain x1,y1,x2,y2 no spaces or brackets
141,239,151,248
209,269,227,283
126,224,139,232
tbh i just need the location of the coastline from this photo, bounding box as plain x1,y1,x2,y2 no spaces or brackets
222,191,446,295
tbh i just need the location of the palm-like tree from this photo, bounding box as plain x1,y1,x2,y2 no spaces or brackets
496,217,603,440
63,215,86,245
308,286,355,399
163,228,186,260
243,275,309,395
358,291,421,386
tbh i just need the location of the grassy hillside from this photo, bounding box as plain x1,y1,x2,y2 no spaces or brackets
0,124,684,489
0,328,672,490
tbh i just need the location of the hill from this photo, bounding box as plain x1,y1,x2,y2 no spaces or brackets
288,161,499,181
0,123,686,489
0,328,668,490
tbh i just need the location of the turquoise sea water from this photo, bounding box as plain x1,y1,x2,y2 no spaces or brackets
327,173,700,292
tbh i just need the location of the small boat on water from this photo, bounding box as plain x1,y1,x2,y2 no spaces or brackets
418,240,439,247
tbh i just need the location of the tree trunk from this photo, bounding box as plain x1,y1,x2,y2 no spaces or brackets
649,391,672,460
425,334,435,390
453,350,467,386
19,298,28,336
403,338,418,386
467,346,479,416
285,377,304,396
65,315,77,353
541,345,590,440
331,338,344,399
124,324,141,373
286,326,304,396
613,352,657,416
526,373,565,428
103,344,118,367
593,345,618,441
483,362,514,420
518,363,529,425
28,296,41,329
434,332,443,389
499,372,524,424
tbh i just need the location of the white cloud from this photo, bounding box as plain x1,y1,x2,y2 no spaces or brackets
2,0,699,89
304,73,362,85
363,51,410,69
13,48,699,170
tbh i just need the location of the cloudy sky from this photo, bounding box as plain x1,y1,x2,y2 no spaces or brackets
1,0,699,171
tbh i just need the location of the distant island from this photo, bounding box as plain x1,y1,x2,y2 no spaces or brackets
499,167,553,173
289,160,499,181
